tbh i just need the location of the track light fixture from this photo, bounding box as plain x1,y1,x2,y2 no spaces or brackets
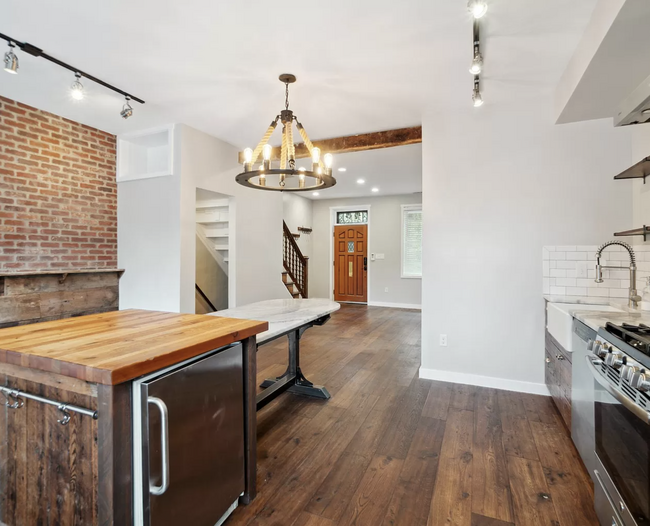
472,77,484,107
0,31,144,117
70,73,84,100
469,51,483,75
468,0,488,19
3,41,18,74
120,97,133,119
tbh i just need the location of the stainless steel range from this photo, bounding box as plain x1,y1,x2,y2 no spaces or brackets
587,322,650,526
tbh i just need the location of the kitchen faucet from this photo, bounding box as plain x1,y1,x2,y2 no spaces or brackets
595,240,641,309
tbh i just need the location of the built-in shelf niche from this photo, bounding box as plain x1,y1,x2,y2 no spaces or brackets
117,125,175,182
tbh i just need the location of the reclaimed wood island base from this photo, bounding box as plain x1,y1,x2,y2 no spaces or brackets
0,310,267,526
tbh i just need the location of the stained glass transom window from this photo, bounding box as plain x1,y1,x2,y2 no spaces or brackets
336,211,368,224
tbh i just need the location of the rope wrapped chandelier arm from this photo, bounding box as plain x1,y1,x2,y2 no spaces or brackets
236,74,336,192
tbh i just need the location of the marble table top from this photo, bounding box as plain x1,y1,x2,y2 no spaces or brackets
210,298,340,343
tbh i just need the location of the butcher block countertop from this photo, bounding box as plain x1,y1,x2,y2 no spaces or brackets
0,309,267,385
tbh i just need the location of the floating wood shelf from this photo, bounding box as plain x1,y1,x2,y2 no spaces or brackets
297,227,312,234
614,225,650,242
292,233,300,239
614,157,650,184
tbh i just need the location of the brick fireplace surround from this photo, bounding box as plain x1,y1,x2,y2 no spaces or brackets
0,97,121,325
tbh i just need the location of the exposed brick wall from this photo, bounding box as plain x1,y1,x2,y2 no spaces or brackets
0,96,117,271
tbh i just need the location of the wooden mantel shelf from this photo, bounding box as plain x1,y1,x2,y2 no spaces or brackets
0,309,268,385
0,268,125,278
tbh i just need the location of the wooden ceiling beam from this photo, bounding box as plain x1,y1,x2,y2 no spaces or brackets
237,126,422,164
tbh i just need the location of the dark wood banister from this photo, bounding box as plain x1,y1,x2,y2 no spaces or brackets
283,221,308,298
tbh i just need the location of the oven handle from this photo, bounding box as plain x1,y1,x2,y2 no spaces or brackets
586,356,650,425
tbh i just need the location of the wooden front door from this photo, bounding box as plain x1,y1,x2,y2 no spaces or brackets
334,224,368,303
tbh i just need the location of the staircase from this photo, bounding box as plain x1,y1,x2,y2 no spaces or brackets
283,221,308,299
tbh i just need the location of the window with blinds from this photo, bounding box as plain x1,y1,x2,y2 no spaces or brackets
401,205,422,278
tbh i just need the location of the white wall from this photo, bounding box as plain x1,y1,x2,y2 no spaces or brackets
421,103,634,394
311,194,422,307
119,124,287,313
283,194,313,259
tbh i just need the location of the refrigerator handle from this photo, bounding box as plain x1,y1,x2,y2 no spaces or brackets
148,396,170,496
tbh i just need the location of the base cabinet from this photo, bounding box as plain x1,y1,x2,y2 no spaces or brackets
545,330,572,428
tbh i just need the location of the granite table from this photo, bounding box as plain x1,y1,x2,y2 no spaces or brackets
211,299,340,410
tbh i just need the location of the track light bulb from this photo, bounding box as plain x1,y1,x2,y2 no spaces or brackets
70,73,84,100
468,0,488,19
469,53,483,75
472,88,484,107
4,43,18,74
120,97,133,119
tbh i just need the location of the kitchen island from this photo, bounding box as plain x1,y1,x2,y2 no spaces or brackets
0,309,267,526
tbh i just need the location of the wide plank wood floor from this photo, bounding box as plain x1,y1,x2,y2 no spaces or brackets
225,304,598,526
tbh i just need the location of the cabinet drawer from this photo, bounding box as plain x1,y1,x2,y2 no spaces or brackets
544,346,572,429
546,331,572,363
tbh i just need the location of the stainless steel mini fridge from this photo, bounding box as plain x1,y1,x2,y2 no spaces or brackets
133,344,245,526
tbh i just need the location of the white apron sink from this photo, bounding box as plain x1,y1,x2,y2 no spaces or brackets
547,303,623,352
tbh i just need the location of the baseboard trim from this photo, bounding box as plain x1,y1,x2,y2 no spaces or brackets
367,301,422,310
418,367,550,395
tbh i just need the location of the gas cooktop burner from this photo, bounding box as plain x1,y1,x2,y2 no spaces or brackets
605,322,650,357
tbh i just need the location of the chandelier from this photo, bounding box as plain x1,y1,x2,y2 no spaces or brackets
236,74,336,192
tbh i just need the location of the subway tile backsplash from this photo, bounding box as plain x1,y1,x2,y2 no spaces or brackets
543,245,650,297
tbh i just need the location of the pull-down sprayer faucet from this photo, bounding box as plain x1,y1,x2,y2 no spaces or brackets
595,240,641,309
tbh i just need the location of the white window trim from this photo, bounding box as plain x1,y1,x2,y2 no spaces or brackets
401,204,422,279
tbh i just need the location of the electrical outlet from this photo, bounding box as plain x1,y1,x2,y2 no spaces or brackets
439,334,447,346
384,287,389,293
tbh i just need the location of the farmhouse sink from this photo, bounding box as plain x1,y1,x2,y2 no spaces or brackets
547,303,624,352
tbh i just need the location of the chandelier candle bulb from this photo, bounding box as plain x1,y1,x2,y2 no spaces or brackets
324,153,333,175
312,147,321,165
243,148,253,172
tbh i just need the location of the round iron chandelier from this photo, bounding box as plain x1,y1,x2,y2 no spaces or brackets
236,74,336,192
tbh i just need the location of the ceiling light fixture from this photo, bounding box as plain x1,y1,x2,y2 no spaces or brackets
371,187,379,193
338,167,347,172
468,0,488,19
236,74,337,192
313,192,320,196
120,96,133,119
472,77,484,107
469,21,483,75
70,73,84,100
3,41,18,74
357,179,365,184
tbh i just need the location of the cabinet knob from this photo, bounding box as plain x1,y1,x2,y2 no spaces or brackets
556,353,565,361
545,357,551,364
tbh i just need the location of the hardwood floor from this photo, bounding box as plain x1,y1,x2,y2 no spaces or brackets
226,304,598,526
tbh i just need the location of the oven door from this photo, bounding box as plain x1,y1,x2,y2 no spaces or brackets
588,356,650,525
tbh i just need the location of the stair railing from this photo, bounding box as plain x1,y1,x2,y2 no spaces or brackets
283,221,308,298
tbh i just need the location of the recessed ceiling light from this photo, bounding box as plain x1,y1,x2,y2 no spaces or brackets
338,167,347,172
312,192,319,196
357,179,365,184
371,187,379,193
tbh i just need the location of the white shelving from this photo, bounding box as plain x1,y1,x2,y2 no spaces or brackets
117,125,175,182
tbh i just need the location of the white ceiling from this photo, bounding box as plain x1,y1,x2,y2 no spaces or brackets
1,0,598,149
555,0,650,124
305,143,422,200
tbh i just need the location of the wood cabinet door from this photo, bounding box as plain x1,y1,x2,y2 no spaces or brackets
334,225,368,303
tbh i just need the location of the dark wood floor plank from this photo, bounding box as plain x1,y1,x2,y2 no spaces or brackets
382,416,446,526
470,513,515,526
337,455,404,526
421,380,452,421
428,409,474,526
497,390,527,419
530,421,599,525
521,394,563,427
506,456,560,526
449,383,477,411
472,388,514,524
290,511,336,526
501,414,539,461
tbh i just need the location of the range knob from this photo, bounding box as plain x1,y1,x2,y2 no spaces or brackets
630,372,650,392
593,341,606,358
605,351,626,369
620,364,640,383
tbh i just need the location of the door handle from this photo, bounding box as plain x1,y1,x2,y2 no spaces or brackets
364,257,367,271
148,396,170,496
349,261,353,277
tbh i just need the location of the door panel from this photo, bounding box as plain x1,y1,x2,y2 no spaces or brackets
334,224,368,302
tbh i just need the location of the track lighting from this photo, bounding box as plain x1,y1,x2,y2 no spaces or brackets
468,0,488,19
3,42,18,74
70,73,84,100
472,77,484,107
120,97,133,119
